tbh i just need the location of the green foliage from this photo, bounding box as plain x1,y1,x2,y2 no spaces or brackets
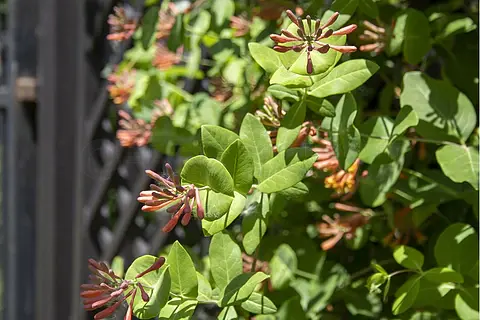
91,1,480,319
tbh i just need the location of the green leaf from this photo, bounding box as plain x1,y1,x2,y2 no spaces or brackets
202,192,246,236
387,12,407,56
181,155,234,195
277,297,307,320
270,65,313,88
366,273,388,294
345,226,369,250
267,85,300,102
455,287,479,320
212,0,234,27
424,267,464,284
330,93,361,169
111,256,124,278
201,125,240,159
391,105,419,141
359,116,394,164
392,275,420,315
210,231,243,291
393,245,424,270
141,6,160,50
308,59,379,98
197,272,213,302
248,43,282,74
239,114,274,178
241,292,277,314
277,182,309,201
403,9,431,65
167,15,185,52
217,306,238,320
125,256,171,319
436,145,479,190
358,0,378,18
158,298,197,320
321,0,359,29
167,241,198,299
257,148,317,193
199,189,234,220
434,223,479,276
360,145,406,207
190,10,211,45
220,140,254,195
242,193,270,254
219,272,270,306
400,72,476,143
372,263,388,275
277,99,307,152
305,95,335,117
270,244,298,290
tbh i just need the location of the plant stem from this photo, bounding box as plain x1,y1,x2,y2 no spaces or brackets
294,269,318,281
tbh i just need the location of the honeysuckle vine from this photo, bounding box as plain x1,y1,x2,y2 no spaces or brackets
82,1,479,319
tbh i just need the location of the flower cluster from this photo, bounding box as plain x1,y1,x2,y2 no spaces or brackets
311,134,363,200
153,44,182,70
81,257,165,320
107,6,138,42
256,96,285,128
156,3,179,40
242,253,273,291
138,164,204,232
317,204,371,250
107,69,137,105
270,10,357,74
359,20,387,53
230,15,251,37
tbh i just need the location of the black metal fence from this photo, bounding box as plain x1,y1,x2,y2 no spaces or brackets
0,0,194,319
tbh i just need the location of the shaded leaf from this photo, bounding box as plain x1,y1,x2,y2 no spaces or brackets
404,9,431,65
158,298,197,320
277,99,307,152
392,275,420,315
242,193,270,254
219,272,270,306
270,244,298,290
393,245,424,271
220,140,254,195
201,125,239,159
202,192,246,236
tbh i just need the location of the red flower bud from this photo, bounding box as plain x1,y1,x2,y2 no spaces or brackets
136,257,166,279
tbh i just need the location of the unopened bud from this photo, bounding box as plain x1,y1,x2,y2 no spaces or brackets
136,257,166,278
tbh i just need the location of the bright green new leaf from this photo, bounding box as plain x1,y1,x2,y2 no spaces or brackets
241,292,277,314
330,93,361,169
390,105,419,141
199,189,234,220
181,155,234,195
434,223,479,276
257,148,317,193
212,0,234,27
400,72,476,143
167,241,198,299
308,60,379,98
202,192,246,236
220,140,254,195
111,256,124,278
321,0,359,29
455,287,479,320
358,0,378,18
359,116,394,164
141,6,160,50
197,272,213,302
424,267,464,284
436,145,479,190
267,85,300,102
392,275,420,315
403,9,431,65
219,272,270,306
124,256,171,319
270,244,298,290
277,99,307,152
248,43,282,74
239,114,274,178
366,273,387,294
158,298,197,320
201,125,239,159
393,245,424,271
242,193,270,254
217,306,238,320
190,10,211,45
210,231,243,291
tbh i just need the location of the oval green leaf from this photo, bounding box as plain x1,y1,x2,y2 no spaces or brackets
167,241,198,299
181,155,234,195
210,231,243,291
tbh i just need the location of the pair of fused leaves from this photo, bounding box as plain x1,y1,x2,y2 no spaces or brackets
368,223,478,318
181,115,317,234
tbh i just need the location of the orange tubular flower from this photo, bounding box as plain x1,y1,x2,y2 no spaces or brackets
383,207,427,247
359,20,387,54
116,110,153,148
230,15,251,37
107,69,136,105
153,44,182,70
317,213,370,251
107,6,138,42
